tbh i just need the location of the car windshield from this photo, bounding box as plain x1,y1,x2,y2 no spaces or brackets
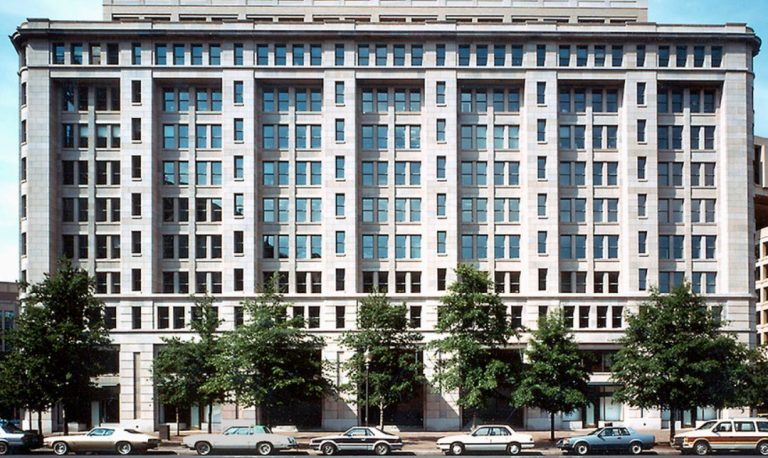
2,423,23,434
696,421,717,431
125,429,141,434
587,429,602,436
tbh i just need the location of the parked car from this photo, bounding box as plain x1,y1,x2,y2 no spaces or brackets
0,421,42,455
309,426,403,455
556,426,655,455
182,425,297,455
672,418,768,455
43,426,161,456
436,424,535,455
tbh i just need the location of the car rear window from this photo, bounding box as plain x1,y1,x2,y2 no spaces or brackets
758,422,768,432
2,423,23,434
124,429,141,434
735,422,756,432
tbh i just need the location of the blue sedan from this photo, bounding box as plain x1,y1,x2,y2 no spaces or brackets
556,427,655,455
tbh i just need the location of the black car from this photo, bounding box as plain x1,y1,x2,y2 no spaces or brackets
309,427,403,455
0,421,43,455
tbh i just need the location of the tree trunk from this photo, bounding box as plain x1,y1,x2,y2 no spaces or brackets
379,403,385,430
256,405,262,426
472,411,478,430
550,412,555,442
27,409,31,430
37,410,42,434
175,409,180,438
207,404,213,433
669,407,676,445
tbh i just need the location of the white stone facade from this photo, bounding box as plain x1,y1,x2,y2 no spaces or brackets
13,0,759,433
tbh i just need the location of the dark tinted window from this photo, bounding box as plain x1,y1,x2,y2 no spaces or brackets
735,421,756,432
757,422,768,432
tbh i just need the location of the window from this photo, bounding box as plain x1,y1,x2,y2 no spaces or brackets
538,269,547,291
335,194,346,217
335,306,345,329
458,44,470,66
234,43,244,65
437,194,446,217
310,44,322,66
53,43,65,64
336,268,345,291
375,44,387,65
538,231,547,254
436,44,446,66
191,44,203,65
335,231,346,255
436,82,446,105
676,45,687,67
559,45,570,66
173,44,185,65
358,44,370,65
131,307,142,329
594,45,606,66
71,43,83,64
636,45,646,67
335,44,345,66
712,46,723,67
335,156,345,180
537,119,546,142
560,235,587,259
537,194,547,217
611,45,623,67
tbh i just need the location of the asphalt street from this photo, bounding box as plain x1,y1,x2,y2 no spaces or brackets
2,454,767,458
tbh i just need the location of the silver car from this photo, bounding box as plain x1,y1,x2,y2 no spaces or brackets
182,425,297,456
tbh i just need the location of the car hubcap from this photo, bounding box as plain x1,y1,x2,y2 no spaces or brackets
696,444,708,455
0,443,7,455
323,444,334,455
198,443,211,455
54,443,66,455
260,444,272,455
119,444,130,454
510,444,520,454
376,445,387,455
632,444,641,454
452,444,462,455
578,445,587,455
761,444,768,456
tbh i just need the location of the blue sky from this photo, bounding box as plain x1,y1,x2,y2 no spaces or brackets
0,0,764,282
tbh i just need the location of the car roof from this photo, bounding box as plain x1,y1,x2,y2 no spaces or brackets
719,418,767,421
474,425,512,429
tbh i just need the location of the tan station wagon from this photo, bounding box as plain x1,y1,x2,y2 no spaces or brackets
673,418,768,456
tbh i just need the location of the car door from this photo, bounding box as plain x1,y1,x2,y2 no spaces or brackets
613,428,632,450
470,427,491,452
712,421,734,451
490,427,511,452
345,428,369,451
595,428,615,451
733,421,757,451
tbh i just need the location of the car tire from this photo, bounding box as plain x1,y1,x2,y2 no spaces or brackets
0,442,8,456
450,442,465,456
52,441,69,456
321,442,337,456
116,441,133,455
758,441,768,456
574,442,590,456
629,441,643,455
693,441,710,456
374,443,391,455
257,442,274,456
507,442,522,455
195,441,213,456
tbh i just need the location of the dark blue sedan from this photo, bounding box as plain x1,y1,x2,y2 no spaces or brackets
556,427,655,455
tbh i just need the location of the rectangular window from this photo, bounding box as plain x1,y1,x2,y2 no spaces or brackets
436,44,446,66
559,45,570,66
234,43,244,65
536,44,546,66
636,44,646,67
537,119,546,142
335,43,345,66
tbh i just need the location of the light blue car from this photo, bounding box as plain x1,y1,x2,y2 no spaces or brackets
556,427,655,455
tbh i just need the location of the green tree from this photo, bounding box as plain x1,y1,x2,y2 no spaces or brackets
512,312,590,441
206,276,329,425
730,348,768,410
154,295,224,433
11,260,110,434
611,284,747,443
340,291,424,429
431,264,518,428
0,305,56,432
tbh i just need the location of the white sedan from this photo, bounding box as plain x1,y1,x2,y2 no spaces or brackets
182,425,297,455
43,427,160,455
437,425,535,455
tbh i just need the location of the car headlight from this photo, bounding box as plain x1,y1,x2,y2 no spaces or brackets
562,440,570,446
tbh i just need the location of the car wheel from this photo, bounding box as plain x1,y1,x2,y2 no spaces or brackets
507,442,522,455
629,442,643,455
257,442,274,456
374,443,391,455
693,441,710,456
450,442,465,456
0,442,8,456
758,441,768,456
321,442,337,456
574,442,589,456
116,441,133,455
195,441,213,456
52,441,69,456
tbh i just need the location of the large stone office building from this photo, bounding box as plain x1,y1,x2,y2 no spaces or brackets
13,0,760,432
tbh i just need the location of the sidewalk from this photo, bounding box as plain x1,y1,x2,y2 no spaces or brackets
159,429,679,456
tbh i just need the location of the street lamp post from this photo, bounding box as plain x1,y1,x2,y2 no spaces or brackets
364,350,372,427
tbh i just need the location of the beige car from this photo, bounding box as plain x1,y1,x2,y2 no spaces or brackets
43,426,161,455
